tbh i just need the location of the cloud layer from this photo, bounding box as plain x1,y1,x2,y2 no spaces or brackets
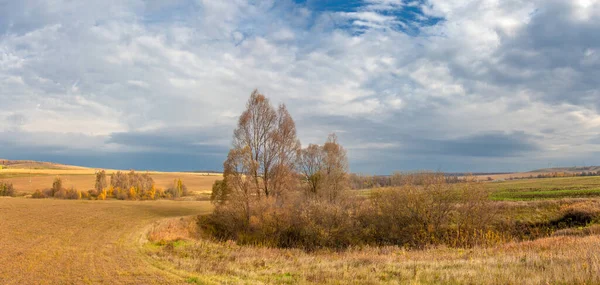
1,0,600,173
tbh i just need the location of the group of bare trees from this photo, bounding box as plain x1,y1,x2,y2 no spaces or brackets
298,134,349,201
211,90,348,217
205,91,351,247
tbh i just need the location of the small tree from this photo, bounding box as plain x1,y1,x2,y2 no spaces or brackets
0,182,15,197
128,186,137,200
167,178,187,198
297,144,325,196
297,134,349,201
322,134,349,202
95,170,108,192
52,177,63,197
147,185,156,200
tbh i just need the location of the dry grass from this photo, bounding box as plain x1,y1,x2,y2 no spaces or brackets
146,230,600,284
140,196,600,284
0,168,222,196
0,198,212,284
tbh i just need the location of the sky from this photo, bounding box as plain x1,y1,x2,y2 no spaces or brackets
1,0,600,174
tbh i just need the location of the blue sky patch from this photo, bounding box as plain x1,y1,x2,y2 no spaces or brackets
293,0,443,35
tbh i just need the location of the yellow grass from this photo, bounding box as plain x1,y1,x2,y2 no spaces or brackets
0,198,213,284
146,224,600,284
0,168,222,195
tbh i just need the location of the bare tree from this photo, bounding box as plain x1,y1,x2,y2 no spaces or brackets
296,134,349,201
297,144,324,196
228,90,300,199
322,134,349,202
95,170,107,192
223,146,254,223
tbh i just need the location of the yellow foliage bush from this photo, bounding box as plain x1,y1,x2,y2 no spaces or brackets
97,189,107,200
128,186,137,200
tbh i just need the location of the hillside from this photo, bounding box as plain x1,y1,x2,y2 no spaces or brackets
529,166,600,173
0,159,89,170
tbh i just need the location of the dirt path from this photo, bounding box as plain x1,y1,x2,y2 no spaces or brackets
0,198,212,284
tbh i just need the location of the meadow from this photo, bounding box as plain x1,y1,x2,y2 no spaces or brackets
3,172,600,284
144,175,600,284
145,220,600,284
487,176,600,200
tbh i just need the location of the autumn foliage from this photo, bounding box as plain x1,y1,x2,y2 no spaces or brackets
30,171,188,201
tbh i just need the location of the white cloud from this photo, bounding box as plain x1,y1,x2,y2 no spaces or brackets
1,0,600,172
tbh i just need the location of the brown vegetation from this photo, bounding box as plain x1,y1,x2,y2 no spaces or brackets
0,181,15,197
146,232,600,285
202,91,504,250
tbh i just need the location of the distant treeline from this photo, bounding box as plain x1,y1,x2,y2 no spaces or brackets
514,171,600,180
349,172,468,190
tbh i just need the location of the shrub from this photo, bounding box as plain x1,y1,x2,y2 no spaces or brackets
166,179,188,199
128,186,137,200
66,187,81,200
54,188,67,199
97,189,107,200
552,202,600,228
0,182,15,197
202,173,498,250
42,188,54,198
52,177,63,197
32,189,46,199
155,188,166,199
116,188,128,200
144,185,156,200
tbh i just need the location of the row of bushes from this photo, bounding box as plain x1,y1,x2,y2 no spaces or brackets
32,187,82,199
0,182,15,197
202,175,502,250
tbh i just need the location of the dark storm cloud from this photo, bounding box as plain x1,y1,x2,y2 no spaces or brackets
107,127,229,155
413,132,540,157
0,130,225,171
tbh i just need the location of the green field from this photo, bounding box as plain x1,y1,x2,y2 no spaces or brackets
487,176,600,200
352,176,600,201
